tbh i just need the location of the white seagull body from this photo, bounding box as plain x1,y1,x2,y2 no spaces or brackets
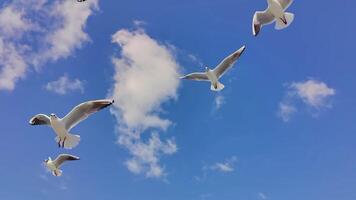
252,0,294,36
44,154,80,177
181,45,246,91
29,99,114,149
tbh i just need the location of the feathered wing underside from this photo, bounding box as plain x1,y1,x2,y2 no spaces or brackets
213,45,246,78
53,154,80,168
277,0,293,10
62,99,114,131
180,72,209,81
29,114,51,126
252,10,275,36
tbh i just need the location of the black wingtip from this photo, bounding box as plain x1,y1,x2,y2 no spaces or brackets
240,45,246,54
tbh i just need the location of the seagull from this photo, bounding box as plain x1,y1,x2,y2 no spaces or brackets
44,154,80,177
181,45,246,91
252,0,294,36
29,99,114,149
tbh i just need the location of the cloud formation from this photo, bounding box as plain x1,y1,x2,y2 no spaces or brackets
278,79,336,121
0,0,98,91
214,94,226,111
45,75,84,95
209,156,237,173
290,80,335,108
109,27,181,178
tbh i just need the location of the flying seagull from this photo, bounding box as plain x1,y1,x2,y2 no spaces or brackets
181,45,246,91
29,99,114,149
252,0,294,36
44,154,80,177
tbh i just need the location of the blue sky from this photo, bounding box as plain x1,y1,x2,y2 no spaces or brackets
1,0,356,200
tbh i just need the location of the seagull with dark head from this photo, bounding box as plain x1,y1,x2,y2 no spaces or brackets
252,0,294,36
44,154,80,177
29,99,114,149
181,45,246,91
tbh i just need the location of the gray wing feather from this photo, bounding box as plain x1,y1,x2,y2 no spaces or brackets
277,0,293,9
54,154,80,168
180,72,209,81
29,114,51,126
213,46,246,78
62,99,114,131
252,11,275,36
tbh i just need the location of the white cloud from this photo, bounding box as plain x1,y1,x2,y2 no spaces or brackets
209,156,237,173
35,0,98,65
133,20,146,27
0,5,32,38
0,0,98,91
45,75,84,95
0,38,27,90
278,79,335,121
290,80,335,108
214,94,226,110
277,102,296,122
109,28,181,178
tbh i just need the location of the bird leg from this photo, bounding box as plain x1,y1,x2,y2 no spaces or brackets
280,16,287,24
62,136,67,148
58,139,61,148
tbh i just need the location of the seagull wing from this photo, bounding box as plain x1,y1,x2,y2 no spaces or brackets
252,11,275,36
29,114,51,126
213,45,246,79
277,0,293,9
62,99,114,131
180,72,209,81
53,154,80,168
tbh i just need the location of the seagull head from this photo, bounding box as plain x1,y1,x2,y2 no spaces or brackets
43,157,51,164
205,67,209,72
50,113,57,119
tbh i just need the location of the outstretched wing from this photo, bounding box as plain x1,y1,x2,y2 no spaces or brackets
252,11,275,36
54,154,80,168
62,99,114,131
180,72,209,81
213,45,246,79
29,114,51,126
277,0,293,10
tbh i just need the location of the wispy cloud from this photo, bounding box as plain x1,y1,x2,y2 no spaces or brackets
277,102,296,122
45,75,84,95
0,5,32,37
209,156,237,173
278,79,335,121
108,26,181,178
33,0,99,66
0,0,98,91
214,94,226,111
258,192,268,200
195,156,237,182
0,39,27,90
290,80,335,108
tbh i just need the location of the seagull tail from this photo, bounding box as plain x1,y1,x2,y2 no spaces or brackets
211,82,225,92
275,12,294,30
63,133,81,149
52,169,62,177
